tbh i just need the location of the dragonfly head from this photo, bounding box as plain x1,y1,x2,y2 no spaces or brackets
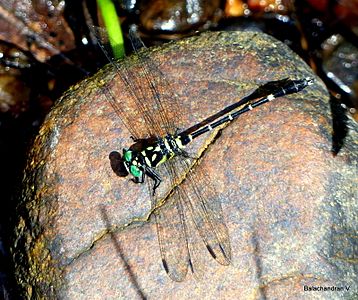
122,149,144,179
109,149,144,181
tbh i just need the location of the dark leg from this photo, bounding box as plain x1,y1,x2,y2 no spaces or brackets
131,177,143,184
130,136,140,142
146,167,162,195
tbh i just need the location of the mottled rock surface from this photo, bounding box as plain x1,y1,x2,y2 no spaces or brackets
12,31,357,299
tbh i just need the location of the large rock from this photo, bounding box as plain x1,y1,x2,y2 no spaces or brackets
12,31,357,299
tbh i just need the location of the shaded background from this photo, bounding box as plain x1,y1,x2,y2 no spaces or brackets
0,0,357,298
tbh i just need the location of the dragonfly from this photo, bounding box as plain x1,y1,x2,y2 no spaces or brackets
98,26,313,281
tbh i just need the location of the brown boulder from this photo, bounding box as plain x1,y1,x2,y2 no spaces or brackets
12,31,357,299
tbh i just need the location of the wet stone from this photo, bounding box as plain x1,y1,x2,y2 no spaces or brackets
12,31,357,299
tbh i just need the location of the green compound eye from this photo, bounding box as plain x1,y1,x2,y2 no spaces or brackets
130,165,142,178
124,150,132,162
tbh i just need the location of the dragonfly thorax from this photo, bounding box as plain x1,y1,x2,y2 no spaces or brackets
122,134,188,181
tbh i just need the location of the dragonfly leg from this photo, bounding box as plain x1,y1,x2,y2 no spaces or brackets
131,176,143,184
146,167,162,195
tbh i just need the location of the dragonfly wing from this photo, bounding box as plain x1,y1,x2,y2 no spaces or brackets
154,154,231,280
152,157,211,281
100,73,145,139
93,25,185,139
127,27,186,136
153,188,190,282
174,156,232,266
89,27,146,139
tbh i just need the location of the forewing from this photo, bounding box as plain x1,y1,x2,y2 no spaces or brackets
127,29,183,137
127,27,186,136
93,26,185,139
